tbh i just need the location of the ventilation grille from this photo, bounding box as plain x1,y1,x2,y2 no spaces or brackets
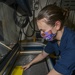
61,0,75,10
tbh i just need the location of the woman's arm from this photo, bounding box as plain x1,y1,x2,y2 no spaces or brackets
47,69,62,75
29,50,49,65
22,50,49,70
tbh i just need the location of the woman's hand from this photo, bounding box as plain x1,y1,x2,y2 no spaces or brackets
22,63,31,70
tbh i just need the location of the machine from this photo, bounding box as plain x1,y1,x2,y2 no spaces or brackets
0,42,53,75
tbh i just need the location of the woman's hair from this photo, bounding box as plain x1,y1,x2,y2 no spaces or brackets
37,4,66,27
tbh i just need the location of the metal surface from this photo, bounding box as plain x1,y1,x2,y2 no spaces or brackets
0,43,20,75
13,53,48,75
0,42,10,61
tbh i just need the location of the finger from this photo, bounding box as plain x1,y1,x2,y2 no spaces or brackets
24,68,27,70
23,67,28,70
22,66,26,69
20,66,23,69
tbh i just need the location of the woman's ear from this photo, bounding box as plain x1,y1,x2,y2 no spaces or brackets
55,21,61,30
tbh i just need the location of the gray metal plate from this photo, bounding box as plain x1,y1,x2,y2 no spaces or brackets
14,53,48,75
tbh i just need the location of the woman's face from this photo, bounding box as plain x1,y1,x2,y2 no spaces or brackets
37,18,57,35
37,18,61,41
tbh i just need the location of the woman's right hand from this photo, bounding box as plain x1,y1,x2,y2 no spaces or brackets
22,63,31,70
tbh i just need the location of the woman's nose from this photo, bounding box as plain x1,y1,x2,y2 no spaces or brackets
40,31,45,37
40,31,44,34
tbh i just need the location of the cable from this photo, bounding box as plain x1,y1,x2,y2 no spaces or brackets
13,10,35,37
39,0,42,9
46,0,48,6
21,17,35,37
13,11,29,28
13,0,40,38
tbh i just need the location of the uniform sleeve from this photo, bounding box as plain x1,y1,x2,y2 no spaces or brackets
54,35,75,75
44,42,55,54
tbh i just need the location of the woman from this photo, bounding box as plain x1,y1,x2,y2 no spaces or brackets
22,4,75,75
